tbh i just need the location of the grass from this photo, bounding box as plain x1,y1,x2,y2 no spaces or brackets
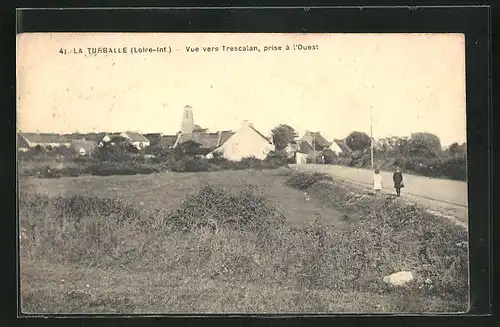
19,169,469,314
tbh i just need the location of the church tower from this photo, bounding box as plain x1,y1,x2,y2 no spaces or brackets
180,105,194,134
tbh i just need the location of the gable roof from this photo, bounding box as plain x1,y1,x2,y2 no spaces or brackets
329,142,343,153
175,132,219,149
248,125,273,144
334,138,352,153
218,130,236,145
174,130,238,149
18,134,30,148
194,133,220,149
20,133,70,144
122,131,150,143
301,131,331,149
101,133,122,142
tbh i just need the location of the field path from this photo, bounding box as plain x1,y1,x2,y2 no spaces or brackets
290,164,468,228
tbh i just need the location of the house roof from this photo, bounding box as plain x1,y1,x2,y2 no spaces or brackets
122,131,150,143
194,133,220,149
144,133,162,138
218,130,236,145
18,134,30,148
301,131,331,148
175,132,219,149
174,130,237,149
20,133,70,144
329,142,343,153
334,138,352,153
101,133,122,142
248,126,273,144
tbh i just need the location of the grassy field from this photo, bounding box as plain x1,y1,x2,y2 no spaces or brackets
19,168,469,314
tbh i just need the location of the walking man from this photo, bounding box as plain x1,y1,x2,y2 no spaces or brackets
393,167,404,197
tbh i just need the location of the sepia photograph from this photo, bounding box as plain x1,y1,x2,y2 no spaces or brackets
17,32,469,314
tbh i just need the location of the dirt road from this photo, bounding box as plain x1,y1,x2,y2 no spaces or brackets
290,164,468,228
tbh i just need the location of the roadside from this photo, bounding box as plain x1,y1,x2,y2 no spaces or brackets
290,164,468,229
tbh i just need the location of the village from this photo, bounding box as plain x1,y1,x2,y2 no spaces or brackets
17,104,349,164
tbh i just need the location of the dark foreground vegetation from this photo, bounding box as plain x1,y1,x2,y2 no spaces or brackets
20,171,468,313
18,144,289,178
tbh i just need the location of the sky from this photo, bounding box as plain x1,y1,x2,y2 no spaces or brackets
17,33,466,146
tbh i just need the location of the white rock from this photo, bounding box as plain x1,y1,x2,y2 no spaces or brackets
383,271,414,286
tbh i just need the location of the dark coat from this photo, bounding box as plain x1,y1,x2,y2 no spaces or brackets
393,171,403,188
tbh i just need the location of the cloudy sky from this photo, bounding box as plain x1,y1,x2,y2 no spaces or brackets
17,32,466,146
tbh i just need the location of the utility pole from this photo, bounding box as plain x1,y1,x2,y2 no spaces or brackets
370,108,374,170
312,134,316,164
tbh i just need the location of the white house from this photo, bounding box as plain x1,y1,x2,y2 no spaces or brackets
18,133,71,149
99,132,150,149
329,141,343,154
206,121,275,161
120,131,150,149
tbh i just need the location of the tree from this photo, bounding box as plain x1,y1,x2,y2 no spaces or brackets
345,131,371,152
176,140,203,156
271,124,298,151
408,132,442,157
322,148,338,164
448,142,467,157
97,135,138,161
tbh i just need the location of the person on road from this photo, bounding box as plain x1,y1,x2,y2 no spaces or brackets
393,167,404,197
373,169,383,194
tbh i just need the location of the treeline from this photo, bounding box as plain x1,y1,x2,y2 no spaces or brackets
18,137,290,178
268,125,467,181
332,131,467,181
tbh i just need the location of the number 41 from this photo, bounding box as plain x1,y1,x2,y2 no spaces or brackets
59,48,67,55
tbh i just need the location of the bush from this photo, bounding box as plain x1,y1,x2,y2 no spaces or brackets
284,172,333,190
172,156,212,173
167,184,285,231
19,194,140,224
264,151,289,167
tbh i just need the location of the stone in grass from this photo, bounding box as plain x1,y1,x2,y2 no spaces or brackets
383,271,414,286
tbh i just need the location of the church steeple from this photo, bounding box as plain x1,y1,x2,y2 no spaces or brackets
180,105,194,134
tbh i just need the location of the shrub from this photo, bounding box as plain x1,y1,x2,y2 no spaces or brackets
169,156,212,173
284,172,333,190
264,151,289,167
19,193,147,265
166,184,285,231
